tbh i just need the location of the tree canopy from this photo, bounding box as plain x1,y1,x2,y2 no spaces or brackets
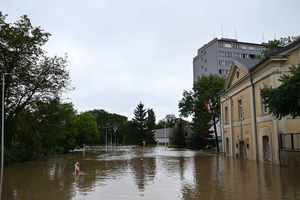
262,36,299,57
0,12,71,124
179,75,225,149
171,119,186,148
261,65,300,119
132,102,147,144
146,109,157,145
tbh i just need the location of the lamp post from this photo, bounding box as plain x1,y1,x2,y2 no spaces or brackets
164,124,167,147
0,72,20,199
105,127,108,148
0,73,4,199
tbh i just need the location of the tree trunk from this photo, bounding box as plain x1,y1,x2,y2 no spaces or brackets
212,116,219,153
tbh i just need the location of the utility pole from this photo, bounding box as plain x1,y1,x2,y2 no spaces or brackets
0,73,4,199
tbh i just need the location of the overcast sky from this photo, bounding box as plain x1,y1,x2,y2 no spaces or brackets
2,0,300,121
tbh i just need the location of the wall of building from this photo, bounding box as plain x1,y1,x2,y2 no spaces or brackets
193,38,263,81
193,41,218,81
229,66,248,86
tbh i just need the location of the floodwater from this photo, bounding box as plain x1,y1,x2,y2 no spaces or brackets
3,146,300,200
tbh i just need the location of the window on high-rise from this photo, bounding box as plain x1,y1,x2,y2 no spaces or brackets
241,45,247,50
242,53,248,58
224,43,232,48
233,43,239,49
225,52,232,57
248,46,255,50
219,60,226,66
218,51,225,56
234,53,241,58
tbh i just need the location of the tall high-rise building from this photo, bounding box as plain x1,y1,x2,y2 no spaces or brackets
193,38,264,81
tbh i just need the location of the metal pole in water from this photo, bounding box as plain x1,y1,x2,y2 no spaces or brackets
106,127,108,148
0,74,4,199
164,124,167,147
111,130,112,147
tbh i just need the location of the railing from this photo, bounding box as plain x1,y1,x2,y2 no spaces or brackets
279,133,300,151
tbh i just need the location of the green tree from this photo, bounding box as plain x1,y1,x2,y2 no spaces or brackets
146,109,157,145
122,121,139,145
89,109,127,144
6,99,77,163
75,112,99,147
179,75,225,151
262,36,299,57
156,114,177,129
261,65,300,119
132,102,147,145
171,119,186,148
0,12,71,146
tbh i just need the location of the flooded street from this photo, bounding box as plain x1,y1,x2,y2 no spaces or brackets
3,146,300,200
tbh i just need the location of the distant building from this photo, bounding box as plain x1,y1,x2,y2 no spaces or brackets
220,39,300,166
154,128,174,146
193,38,264,81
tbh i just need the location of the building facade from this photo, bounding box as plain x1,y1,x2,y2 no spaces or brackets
193,38,264,81
154,128,174,146
220,39,300,165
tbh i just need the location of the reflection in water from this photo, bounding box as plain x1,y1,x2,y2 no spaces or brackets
130,151,156,191
3,146,300,200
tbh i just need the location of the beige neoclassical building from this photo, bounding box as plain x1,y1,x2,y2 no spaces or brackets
220,39,300,165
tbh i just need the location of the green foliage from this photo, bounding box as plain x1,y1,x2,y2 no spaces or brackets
146,109,157,145
171,119,186,148
132,102,147,145
179,75,225,149
261,65,300,119
122,121,139,145
5,99,77,163
156,114,177,129
261,36,299,57
75,112,99,147
0,13,74,164
88,109,127,144
0,12,71,126
130,103,158,145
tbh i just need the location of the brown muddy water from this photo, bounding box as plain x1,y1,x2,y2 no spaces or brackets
3,146,300,200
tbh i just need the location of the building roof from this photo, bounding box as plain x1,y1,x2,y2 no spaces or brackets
234,58,262,72
269,38,300,56
250,38,300,72
217,38,264,46
194,37,264,60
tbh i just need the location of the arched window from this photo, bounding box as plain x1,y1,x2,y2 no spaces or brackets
238,99,243,120
224,106,229,124
260,90,269,115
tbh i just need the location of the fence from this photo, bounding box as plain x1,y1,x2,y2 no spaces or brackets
279,133,300,151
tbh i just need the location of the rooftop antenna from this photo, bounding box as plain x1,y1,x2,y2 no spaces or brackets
262,32,265,43
234,28,237,40
274,33,276,39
